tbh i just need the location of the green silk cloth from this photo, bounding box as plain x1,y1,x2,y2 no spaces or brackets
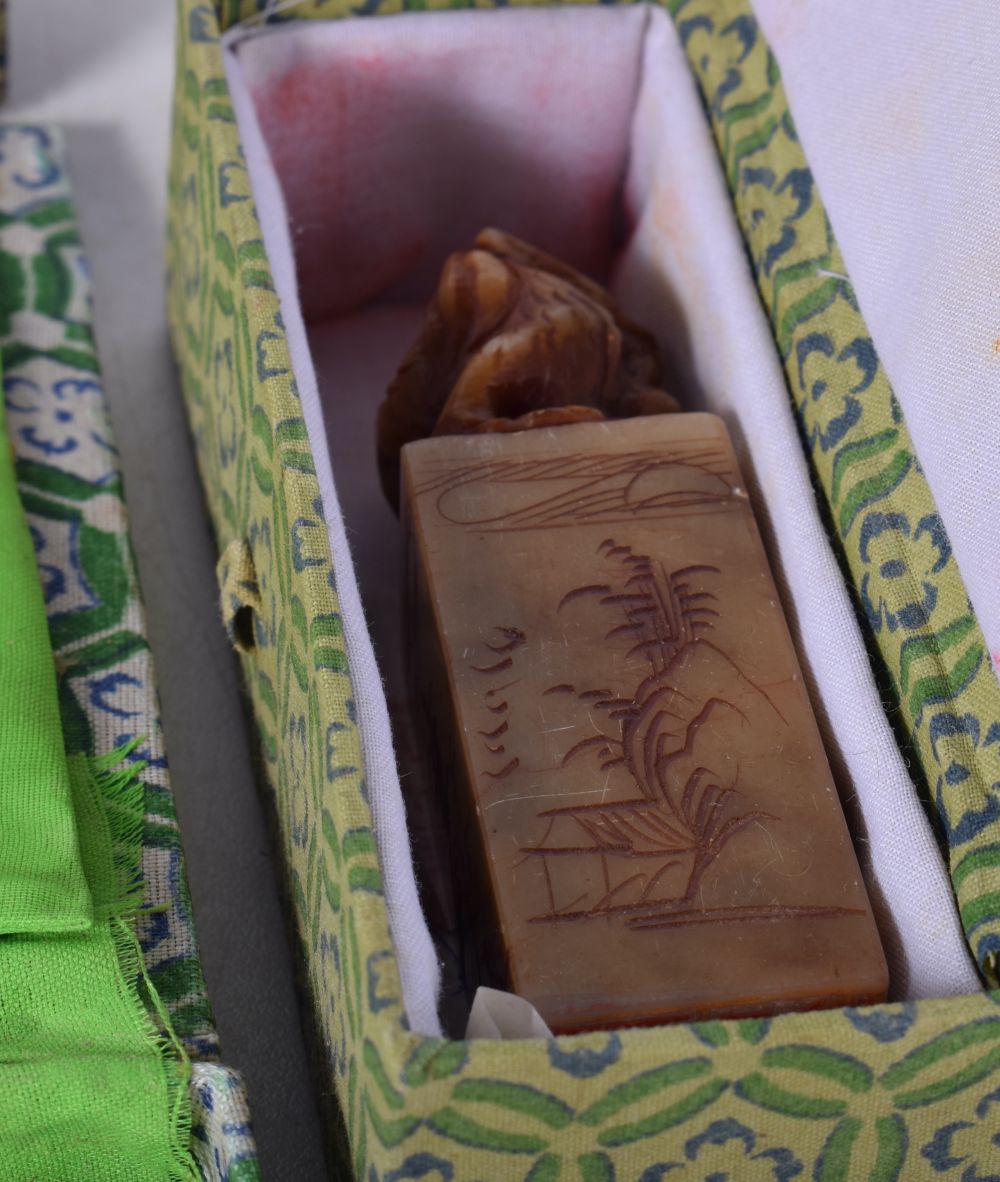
0,394,195,1179
0,395,91,933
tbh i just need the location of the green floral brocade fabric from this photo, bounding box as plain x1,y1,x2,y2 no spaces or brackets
0,123,258,1180
0,123,217,1052
168,1,1000,1178
0,397,194,1178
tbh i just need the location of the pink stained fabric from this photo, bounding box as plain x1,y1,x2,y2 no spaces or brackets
237,7,650,319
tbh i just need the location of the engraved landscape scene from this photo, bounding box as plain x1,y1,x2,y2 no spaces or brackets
418,434,865,935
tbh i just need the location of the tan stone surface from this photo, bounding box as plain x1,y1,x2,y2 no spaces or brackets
402,413,887,1033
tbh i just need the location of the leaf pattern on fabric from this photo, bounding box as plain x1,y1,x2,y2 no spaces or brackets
0,121,257,1179
166,1,1000,1177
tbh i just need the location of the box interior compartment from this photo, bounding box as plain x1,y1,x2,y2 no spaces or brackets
224,5,981,1037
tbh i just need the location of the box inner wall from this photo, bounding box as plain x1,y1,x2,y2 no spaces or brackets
230,5,982,1025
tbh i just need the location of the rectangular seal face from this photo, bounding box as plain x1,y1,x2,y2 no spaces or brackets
401,413,888,1033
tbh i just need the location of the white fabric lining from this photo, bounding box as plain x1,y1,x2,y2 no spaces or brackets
226,5,980,1029
752,0,1000,677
